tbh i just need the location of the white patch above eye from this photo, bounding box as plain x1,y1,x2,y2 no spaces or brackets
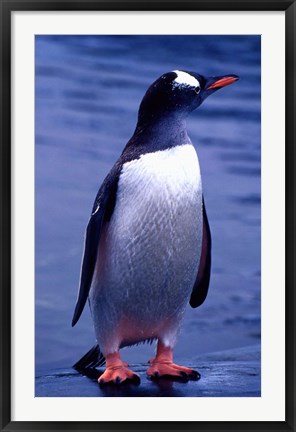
172,70,200,90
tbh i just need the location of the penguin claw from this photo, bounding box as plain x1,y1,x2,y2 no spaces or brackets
115,376,122,384
188,370,201,381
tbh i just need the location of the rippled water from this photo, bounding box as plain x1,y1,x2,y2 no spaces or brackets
35,35,261,375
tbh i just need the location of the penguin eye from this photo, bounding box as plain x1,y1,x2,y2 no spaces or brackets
195,86,201,94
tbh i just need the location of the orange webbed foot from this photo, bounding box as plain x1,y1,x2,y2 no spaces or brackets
146,341,200,382
98,352,139,386
98,366,140,385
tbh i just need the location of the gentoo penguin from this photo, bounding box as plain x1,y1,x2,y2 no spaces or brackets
72,70,239,385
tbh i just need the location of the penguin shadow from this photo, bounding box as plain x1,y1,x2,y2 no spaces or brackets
74,365,197,397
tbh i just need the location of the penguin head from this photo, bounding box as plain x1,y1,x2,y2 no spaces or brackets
137,70,239,125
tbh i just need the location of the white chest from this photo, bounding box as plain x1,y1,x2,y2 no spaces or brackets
107,144,203,276
118,143,202,214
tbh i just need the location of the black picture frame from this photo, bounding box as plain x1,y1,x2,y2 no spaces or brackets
1,0,295,431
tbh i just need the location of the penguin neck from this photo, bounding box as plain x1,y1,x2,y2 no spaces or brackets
131,115,191,153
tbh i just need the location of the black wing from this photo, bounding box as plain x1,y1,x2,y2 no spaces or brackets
71,166,120,327
189,196,212,308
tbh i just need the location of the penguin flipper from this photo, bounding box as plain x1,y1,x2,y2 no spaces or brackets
71,166,120,327
189,196,212,308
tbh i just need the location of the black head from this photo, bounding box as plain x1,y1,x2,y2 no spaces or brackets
137,70,239,127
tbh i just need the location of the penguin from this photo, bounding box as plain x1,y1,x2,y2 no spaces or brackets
72,70,239,385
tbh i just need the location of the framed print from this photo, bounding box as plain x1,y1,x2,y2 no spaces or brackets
1,0,295,431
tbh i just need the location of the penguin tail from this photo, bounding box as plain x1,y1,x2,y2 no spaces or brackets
73,344,105,371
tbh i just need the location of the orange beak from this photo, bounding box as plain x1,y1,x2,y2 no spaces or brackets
206,75,239,90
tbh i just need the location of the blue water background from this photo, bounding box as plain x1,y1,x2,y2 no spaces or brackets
35,35,261,373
